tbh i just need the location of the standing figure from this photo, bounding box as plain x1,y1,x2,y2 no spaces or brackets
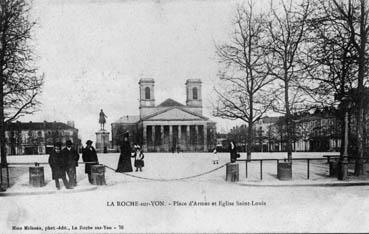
48,142,71,190
133,145,145,172
82,140,99,184
116,134,133,172
62,140,80,187
99,109,108,130
229,140,238,163
212,147,219,165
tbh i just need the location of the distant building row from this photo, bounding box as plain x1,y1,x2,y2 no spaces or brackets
4,121,80,155
252,110,342,152
227,108,346,152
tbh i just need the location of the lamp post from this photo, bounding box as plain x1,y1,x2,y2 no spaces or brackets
338,96,351,180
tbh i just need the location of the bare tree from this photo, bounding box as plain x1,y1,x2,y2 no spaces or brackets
334,0,369,176
303,0,357,162
214,2,274,160
0,0,43,166
265,0,311,160
307,0,369,175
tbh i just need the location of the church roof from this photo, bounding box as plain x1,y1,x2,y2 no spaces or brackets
157,98,184,107
141,106,210,122
114,115,140,124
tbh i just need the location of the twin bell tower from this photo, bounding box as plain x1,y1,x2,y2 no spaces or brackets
138,78,203,118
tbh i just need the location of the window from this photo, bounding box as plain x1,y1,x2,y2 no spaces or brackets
193,87,198,100
145,87,150,99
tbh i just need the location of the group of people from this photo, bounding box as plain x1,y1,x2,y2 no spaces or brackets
48,135,244,190
48,140,99,190
116,135,145,173
48,135,145,189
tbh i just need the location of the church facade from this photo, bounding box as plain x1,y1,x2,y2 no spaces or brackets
111,78,216,152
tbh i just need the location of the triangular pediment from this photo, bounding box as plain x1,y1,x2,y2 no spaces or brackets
145,107,207,121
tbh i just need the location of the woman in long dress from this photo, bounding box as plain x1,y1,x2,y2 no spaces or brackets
116,136,133,172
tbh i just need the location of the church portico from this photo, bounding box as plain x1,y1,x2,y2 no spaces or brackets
140,121,213,152
111,79,216,152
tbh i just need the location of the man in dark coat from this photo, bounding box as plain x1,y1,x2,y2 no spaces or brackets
62,140,80,187
116,134,133,172
82,140,99,184
229,140,238,163
48,142,72,190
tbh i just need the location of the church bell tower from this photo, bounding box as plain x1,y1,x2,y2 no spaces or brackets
185,79,202,115
139,78,155,117
186,79,202,107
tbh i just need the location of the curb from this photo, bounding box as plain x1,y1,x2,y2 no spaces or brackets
237,181,369,187
0,186,98,197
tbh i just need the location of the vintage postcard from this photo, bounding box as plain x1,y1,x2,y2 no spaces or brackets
1,0,369,233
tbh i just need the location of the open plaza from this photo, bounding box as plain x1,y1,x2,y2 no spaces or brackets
1,152,369,233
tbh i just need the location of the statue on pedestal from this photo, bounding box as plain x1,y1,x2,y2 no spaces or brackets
99,109,107,130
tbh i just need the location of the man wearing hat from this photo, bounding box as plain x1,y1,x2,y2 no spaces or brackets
82,140,99,184
62,140,80,187
48,142,72,190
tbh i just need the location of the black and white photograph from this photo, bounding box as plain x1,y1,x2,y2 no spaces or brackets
0,0,369,233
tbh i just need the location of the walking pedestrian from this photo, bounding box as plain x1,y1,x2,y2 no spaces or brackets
48,142,72,190
82,140,99,184
116,134,133,172
62,140,80,187
212,147,219,164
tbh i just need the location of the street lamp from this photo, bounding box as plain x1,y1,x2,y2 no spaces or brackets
338,95,352,180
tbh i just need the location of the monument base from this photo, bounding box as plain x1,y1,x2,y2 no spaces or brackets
96,130,110,153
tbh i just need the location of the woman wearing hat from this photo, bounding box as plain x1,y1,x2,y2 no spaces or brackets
116,134,133,172
82,140,99,184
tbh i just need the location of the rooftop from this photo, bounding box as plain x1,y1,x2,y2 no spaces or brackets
157,98,184,107
5,121,77,131
114,115,140,124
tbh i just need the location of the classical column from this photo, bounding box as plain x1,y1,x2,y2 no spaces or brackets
195,125,199,151
178,125,182,148
152,125,156,150
160,125,164,150
186,125,190,151
203,124,208,152
169,125,173,151
143,124,147,151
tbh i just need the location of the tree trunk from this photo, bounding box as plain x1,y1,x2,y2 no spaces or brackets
0,75,5,166
354,0,367,176
247,122,252,160
284,79,292,161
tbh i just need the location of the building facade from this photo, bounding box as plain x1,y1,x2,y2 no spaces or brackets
253,110,342,152
112,79,216,152
4,121,80,155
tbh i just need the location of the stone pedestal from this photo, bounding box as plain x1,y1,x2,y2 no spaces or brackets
329,161,338,177
277,162,292,181
96,130,110,153
29,166,45,187
91,165,106,185
337,160,348,180
226,163,239,182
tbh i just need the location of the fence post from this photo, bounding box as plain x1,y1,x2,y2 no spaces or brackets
0,165,3,186
245,161,248,178
260,160,263,180
6,164,9,188
307,159,310,179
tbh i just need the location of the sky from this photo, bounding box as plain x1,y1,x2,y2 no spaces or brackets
24,0,268,143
